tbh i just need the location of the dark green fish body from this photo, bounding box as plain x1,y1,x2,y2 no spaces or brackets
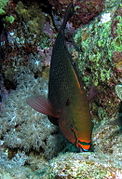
48,32,74,110
48,3,75,111
27,3,92,151
48,3,92,150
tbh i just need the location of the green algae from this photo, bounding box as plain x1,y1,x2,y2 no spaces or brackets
0,0,8,15
74,20,113,86
15,1,45,35
0,0,15,24
74,0,121,87
4,15,15,24
112,15,122,52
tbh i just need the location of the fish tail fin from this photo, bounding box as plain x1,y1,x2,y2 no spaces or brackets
60,3,74,31
26,95,60,118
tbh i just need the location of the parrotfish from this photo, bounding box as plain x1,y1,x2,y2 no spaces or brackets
27,3,93,151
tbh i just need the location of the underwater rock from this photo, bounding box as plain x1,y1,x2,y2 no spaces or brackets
73,0,122,118
48,152,122,178
92,118,122,158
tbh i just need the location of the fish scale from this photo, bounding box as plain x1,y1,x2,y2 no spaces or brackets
27,3,93,151
48,33,74,110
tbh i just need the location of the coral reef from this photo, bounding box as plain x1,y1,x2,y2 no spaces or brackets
0,150,50,179
73,0,104,27
0,0,122,178
1,0,55,92
0,116,122,178
49,0,104,27
15,1,45,35
112,6,122,75
0,67,65,160
73,0,121,118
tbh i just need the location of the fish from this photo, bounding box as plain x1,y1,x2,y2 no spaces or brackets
27,3,93,152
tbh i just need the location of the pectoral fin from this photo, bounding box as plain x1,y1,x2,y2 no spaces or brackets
26,95,60,118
